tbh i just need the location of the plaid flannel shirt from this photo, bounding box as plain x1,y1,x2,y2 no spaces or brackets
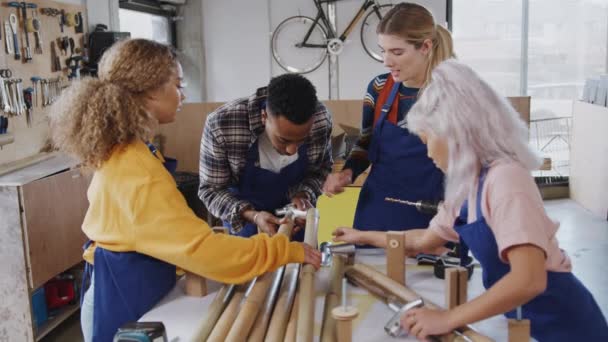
198,88,333,233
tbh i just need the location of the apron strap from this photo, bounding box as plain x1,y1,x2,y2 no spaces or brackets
378,82,401,126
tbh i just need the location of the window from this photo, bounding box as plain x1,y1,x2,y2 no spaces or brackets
118,1,176,46
452,0,523,96
453,0,608,177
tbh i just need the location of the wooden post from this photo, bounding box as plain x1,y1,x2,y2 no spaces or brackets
386,231,406,285
508,306,530,342
296,208,320,342
458,267,468,306
320,255,346,342
331,306,359,342
185,227,228,297
445,267,469,309
284,292,299,342
247,267,285,342
225,220,295,341
508,320,530,342
191,284,235,341
445,268,459,310
207,283,249,342
345,263,493,342
185,273,208,297
266,264,301,342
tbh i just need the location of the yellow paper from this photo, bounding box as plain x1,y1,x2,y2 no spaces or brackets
316,187,361,244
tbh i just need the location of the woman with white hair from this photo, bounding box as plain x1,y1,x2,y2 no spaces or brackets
334,59,608,340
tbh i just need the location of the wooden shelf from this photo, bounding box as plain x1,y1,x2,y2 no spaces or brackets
34,303,80,341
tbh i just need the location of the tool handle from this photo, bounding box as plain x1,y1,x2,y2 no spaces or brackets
7,2,20,7
12,33,20,59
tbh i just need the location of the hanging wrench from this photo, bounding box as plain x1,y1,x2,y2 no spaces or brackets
9,14,20,60
0,77,11,113
4,21,14,54
16,79,26,115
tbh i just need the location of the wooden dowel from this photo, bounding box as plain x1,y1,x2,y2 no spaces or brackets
192,284,235,341
386,231,406,285
248,267,286,342
320,255,346,342
185,272,208,297
296,208,319,342
284,292,299,342
345,263,493,342
225,219,295,341
207,283,249,342
266,263,301,342
445,268,459,310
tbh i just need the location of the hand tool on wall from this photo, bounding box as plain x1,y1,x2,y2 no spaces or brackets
4,21,13,54
58,36,69,55
23,87,33,127
75,12,83,33
50,41,61,72
30,76,40,107
12,2,38,62
60,9,65,32
0,76,11,114
66,56,82,80
0,116,8,134
8,14,20,60
16,79,25,115
27,9,43,54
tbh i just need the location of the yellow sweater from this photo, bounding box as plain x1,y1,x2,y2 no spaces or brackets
82,140,304,284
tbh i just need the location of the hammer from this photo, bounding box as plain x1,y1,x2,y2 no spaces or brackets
8,2,37,62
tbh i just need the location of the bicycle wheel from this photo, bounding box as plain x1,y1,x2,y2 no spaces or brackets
360,4,394,62
271,16,328,74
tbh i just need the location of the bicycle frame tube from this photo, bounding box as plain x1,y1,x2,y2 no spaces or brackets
338,0,376,41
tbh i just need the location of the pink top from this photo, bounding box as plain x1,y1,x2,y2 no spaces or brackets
429,160,572,272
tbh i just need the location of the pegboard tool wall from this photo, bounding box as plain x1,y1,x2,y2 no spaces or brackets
0,0,86,165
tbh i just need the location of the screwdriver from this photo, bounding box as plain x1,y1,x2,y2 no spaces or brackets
384,197,440,215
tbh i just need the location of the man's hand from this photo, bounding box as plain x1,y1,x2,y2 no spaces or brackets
291,193,312,232
322,169,353,197
254,211,284,236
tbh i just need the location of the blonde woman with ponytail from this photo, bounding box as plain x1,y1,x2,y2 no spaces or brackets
324,3,456,239
50,39,320,342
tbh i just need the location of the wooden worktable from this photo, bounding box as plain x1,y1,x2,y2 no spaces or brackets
140,250,517,341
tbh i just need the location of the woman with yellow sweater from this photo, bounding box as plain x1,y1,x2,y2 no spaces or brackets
49,39,321,342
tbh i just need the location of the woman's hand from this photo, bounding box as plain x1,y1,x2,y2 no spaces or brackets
400,307,454,341
301,243,321,269
332,227,364,244
322,169,353,197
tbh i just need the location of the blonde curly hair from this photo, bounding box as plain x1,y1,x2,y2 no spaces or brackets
49,39,178,168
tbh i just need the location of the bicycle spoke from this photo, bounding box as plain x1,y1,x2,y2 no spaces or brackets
271,16,328,74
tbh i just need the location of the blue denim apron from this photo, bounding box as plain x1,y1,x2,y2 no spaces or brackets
82,142,178,341
353,83,444,231
456,168,608,341
224,139,308,241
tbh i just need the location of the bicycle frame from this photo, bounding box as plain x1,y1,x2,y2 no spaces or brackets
298,0,384,48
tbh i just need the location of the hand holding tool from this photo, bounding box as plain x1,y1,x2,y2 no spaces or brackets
384,298,424,337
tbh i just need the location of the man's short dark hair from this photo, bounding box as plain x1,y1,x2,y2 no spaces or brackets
266,73,318,125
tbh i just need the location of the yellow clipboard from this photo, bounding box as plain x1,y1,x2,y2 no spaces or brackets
316,187,361,245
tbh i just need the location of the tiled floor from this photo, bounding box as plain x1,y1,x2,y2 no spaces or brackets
40,199,608,342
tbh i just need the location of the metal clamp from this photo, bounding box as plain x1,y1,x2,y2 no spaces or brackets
384,298,424,337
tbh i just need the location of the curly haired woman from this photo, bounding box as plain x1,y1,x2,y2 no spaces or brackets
49,39,320,342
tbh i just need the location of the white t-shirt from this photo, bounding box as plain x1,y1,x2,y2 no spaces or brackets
258,132,299,173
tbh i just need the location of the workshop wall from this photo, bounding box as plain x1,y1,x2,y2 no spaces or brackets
0,0,86,165
200,0,448,102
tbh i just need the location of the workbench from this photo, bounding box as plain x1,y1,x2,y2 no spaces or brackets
141,250,517,341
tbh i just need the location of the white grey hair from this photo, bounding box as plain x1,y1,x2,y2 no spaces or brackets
407,59,542,213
